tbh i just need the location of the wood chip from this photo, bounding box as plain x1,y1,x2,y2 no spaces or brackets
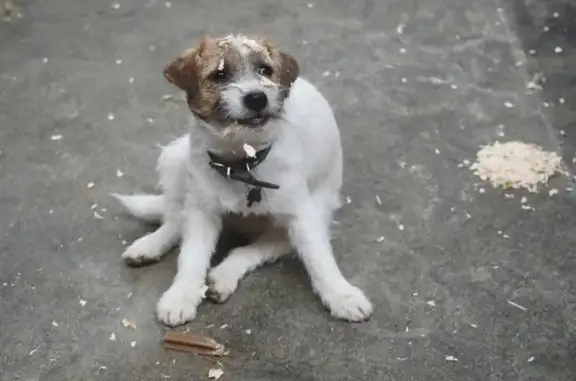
163,331,226,356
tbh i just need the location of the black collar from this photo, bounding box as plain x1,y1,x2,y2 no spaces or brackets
207,146,280,207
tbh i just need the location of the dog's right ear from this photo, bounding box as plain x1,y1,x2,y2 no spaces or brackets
163,48,200,95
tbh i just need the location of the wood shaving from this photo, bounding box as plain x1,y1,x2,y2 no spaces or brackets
470,141,563,192
243,143,256,158
208,368,224,380
122,318,137,329
507,300,527,311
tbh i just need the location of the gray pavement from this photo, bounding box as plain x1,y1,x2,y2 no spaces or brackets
1,0,576,380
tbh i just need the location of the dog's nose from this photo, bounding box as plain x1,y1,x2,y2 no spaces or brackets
243,91,268,112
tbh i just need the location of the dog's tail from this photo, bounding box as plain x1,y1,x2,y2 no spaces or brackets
110,193,165,223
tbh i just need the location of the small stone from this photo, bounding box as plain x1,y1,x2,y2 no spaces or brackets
86,182,95,188
116,59,123,65
107,113,115,121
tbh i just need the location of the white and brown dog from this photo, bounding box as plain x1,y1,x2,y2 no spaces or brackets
113,34,372,326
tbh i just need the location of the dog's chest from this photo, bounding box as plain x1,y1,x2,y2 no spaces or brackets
187,164,291,215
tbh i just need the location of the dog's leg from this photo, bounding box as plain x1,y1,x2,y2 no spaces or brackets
287,202,373,322
206,228,291,303
156,206,221,326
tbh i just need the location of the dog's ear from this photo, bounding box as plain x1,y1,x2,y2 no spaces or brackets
279,52,300,88
163,47,202,95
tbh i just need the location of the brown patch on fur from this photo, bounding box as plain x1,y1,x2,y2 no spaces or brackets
164,38,230,121
259,40,299,98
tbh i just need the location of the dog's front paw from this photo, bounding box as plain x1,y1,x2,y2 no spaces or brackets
206,266,240,303
156,284,201,326
122,233,164,266
321,283,373,322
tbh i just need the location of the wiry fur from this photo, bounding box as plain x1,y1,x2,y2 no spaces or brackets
113,35,373,326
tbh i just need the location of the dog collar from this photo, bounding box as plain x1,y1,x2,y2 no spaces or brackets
207,146,280,207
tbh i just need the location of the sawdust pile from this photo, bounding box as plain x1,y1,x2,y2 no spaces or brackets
470,141,563,192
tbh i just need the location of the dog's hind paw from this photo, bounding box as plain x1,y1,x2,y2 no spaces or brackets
122,234,165,266
206,267,240,303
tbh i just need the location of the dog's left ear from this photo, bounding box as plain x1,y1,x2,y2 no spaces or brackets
163,48,200,95
279,52,300,89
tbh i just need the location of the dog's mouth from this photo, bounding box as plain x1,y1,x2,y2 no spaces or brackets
236,115,271,128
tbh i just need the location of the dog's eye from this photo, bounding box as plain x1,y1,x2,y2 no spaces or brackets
257,64,273,77
211,69,229,82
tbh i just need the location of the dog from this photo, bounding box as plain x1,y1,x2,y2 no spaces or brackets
113,34,373,326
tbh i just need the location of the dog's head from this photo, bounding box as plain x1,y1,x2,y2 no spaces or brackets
164,35,299,129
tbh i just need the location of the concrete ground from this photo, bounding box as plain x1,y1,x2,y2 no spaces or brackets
1,0,576,380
